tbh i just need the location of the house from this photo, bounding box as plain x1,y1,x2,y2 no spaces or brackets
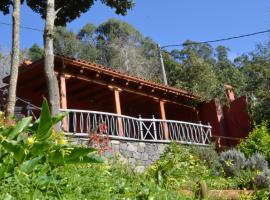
2,55,251,147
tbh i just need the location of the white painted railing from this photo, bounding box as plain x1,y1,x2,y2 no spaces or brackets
60,109,212,145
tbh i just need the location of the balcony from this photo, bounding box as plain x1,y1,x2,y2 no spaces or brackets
60,109,212,146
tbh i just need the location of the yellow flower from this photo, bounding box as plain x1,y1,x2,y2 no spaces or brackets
59,138,67,145
27,137,35,146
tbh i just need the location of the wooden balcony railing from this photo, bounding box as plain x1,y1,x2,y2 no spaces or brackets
60,109,212,146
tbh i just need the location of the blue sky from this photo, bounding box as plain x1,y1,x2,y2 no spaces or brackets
0,0,269,58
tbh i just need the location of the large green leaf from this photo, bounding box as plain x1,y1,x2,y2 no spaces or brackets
27,118,40,134
30,141,52,156
47,146,102,165
35,99,53,141
19,156,42,174
65,146,96,161
67,152,103,164
52,111,68,125
47,148,65,165
1,140,25,163
8,117,32,140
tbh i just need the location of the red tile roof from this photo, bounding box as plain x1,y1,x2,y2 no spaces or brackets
55,54,199,100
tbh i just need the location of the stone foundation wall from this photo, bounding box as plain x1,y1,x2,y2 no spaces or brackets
72,137,169,170
108,139,167,166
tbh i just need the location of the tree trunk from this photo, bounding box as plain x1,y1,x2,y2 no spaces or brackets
44,0,60,116
5,0,21,121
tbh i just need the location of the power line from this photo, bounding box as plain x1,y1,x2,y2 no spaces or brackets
0,22,43,32
161,29,270,49
1,21,270,48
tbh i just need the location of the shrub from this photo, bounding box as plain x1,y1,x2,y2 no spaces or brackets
146,142,210,190
239,122,270,163
0,99,102,198
245,153,268,171
218,149,246,177
235,153,270,190
191,144,218,169
254,169,270,189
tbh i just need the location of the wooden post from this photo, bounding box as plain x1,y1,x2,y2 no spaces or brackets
160,100,169,140
114,88,124,136
60,73,68,131
199,180,208,199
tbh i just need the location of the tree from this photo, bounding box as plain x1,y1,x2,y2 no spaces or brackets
54,26,82,58
95,19,160,80
26,0,135,114
77,23,98,62
168,42,219,100
28,44,43,61
0,51,11,87
1,0,22,120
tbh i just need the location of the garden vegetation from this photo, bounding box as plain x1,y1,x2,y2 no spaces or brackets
1,101,270,199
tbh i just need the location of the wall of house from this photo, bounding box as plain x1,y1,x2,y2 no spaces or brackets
223,96,251,146
198,96,251,148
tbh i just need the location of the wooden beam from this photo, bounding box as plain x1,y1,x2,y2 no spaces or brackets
60,75,67,109
160,100,169,140
65,73,194,109
75,86,108,101
114,89,124,136
67,82,90,97
60,72,68,131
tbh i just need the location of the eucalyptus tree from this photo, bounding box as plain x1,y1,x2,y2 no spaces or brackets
77,23,98,62
95,19,160,80
28,44,43,61
25,0,135,115
0,0,23,120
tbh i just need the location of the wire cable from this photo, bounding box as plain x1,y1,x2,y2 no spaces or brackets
0,21,43,32
1,21,270,48
161,29,270,49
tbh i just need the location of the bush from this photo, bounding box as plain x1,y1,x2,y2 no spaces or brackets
191,144,219,169
146,142,211,190
239,122,270,163
234,153,270,190
218,149,246,177
254,169,270,189
0,99,102,198
245,153,268,171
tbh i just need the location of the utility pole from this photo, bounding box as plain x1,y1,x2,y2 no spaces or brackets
157,44,168,85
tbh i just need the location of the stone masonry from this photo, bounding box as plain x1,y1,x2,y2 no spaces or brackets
71,137,168,172
109,139,167,166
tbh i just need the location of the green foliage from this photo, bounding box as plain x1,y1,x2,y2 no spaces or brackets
54,26,83,57
26,0,134,26
28,44,43,61
218,149,246,177
254,169,270,189
245,153,268,171
239,122,270,163
0,98,102,183
146,143,210,191
0,0,24,15
190,144,219,169
52,19,160,81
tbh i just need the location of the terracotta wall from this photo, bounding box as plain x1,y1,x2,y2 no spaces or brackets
198,96,251,148
223,96,251,146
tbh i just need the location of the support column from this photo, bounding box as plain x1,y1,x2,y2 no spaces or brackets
114,88,124,136
60,73,68,131
160,100,169,140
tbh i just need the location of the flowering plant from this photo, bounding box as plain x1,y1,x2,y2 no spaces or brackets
88,123,112,155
